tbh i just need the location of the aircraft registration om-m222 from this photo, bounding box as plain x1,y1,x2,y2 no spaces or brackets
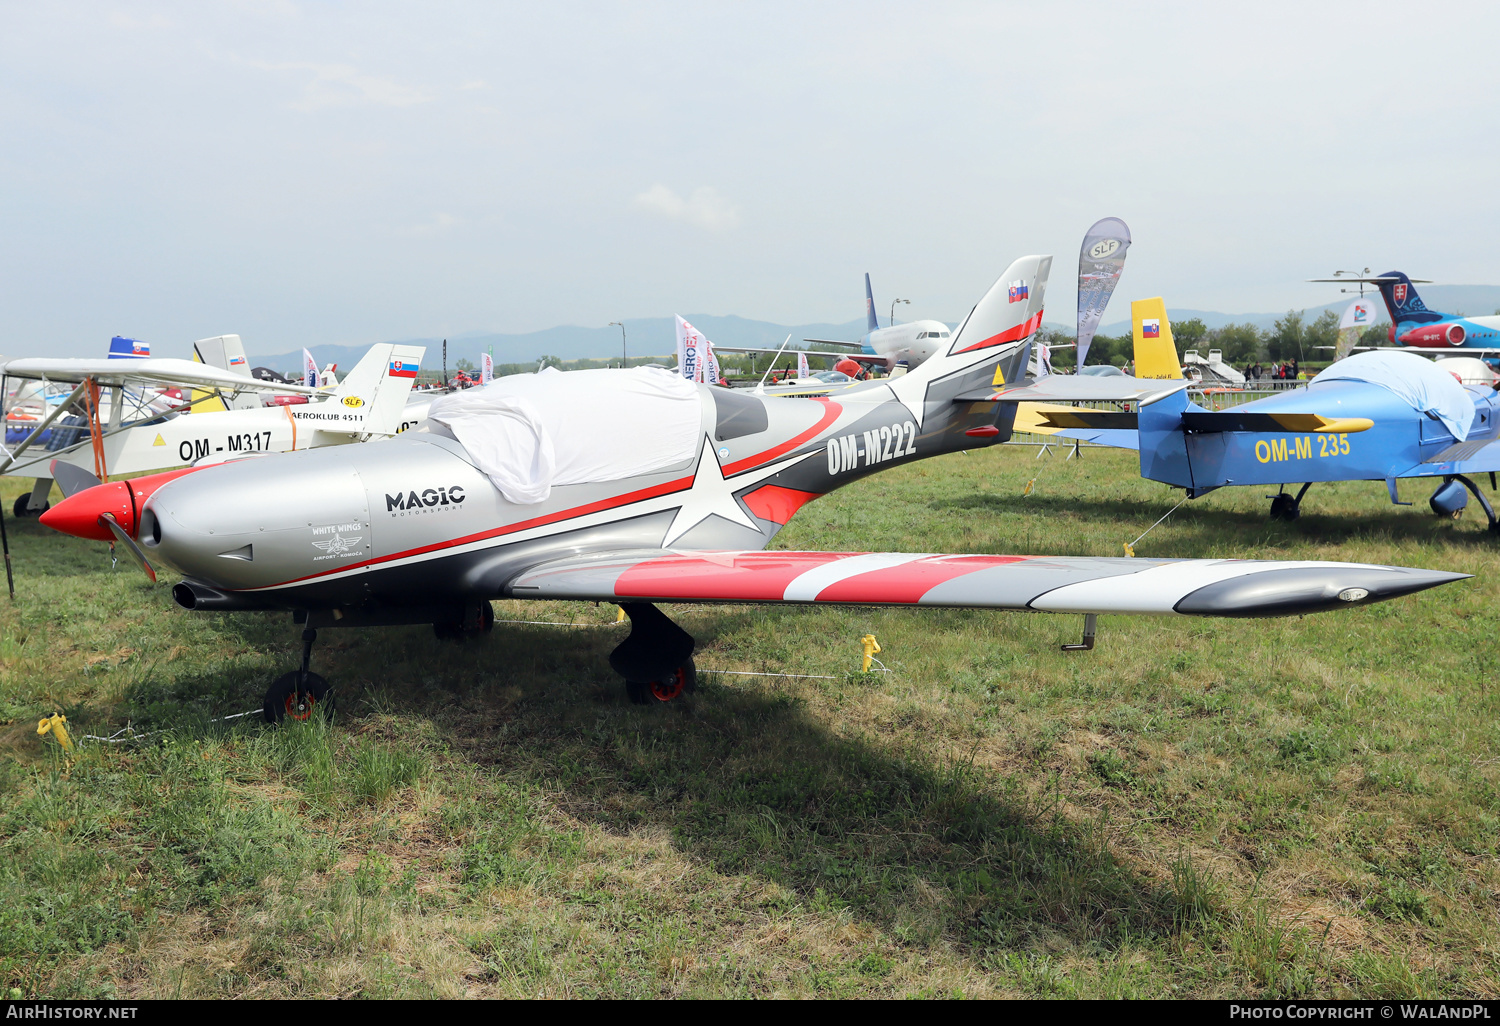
42,255,1468,721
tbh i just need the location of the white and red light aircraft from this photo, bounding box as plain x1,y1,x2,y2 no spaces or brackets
42,254,1464,721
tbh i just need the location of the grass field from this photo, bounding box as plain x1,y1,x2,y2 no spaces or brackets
2,443,1498,999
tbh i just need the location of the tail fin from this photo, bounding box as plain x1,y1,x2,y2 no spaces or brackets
189,334,255,412
317,343,425,437
1131,298,1183,379
897,254,1050,400
1375,271,1441,326
865,273,879,333
108,336,150,359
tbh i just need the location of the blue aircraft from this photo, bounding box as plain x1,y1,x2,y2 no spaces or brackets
1309,271,1500,352
1003,298,1500,528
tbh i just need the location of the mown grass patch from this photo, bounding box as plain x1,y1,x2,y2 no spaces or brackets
0,445,1497,997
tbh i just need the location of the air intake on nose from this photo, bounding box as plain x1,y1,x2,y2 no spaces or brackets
218,545,253,561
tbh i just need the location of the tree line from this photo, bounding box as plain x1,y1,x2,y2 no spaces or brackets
1052,309,1393,369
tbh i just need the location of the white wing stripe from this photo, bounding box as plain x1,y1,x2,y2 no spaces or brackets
782,552,930,601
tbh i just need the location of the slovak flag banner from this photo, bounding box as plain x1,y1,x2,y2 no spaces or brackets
303,348,320,387
1142,318,1161,339
1007,280,1029,304
388,357,419,379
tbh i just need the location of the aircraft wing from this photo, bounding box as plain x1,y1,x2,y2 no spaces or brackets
712,345,883,362
0,357,320,394
1180,411,1374,433
956,374,1189,404
506,549,1464,618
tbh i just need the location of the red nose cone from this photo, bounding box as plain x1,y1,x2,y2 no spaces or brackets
39,481,134,541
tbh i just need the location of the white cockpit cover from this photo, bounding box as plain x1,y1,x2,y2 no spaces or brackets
426,367,702,504
1312,350,1475,442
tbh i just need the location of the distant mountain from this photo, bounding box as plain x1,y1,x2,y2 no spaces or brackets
249,286,1500,372
251,315,871,375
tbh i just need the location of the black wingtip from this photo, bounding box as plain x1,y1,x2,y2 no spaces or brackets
1175,567,1470,618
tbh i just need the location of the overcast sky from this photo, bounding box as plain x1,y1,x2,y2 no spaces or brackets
2,2,1497,356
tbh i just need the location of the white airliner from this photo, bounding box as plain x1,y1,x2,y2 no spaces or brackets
713,274,956,372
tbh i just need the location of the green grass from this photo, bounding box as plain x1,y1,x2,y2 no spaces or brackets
1,445,1498,998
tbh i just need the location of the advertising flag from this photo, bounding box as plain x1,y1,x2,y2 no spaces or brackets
1335,297,1377,362
675,315,707,383
797,351,810,380
1076,217,1131,370
481,353,494,385
704,341,722,385
302,348,320,388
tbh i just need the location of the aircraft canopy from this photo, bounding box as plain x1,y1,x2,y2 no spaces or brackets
426,367,702,504
1312,351,1474,441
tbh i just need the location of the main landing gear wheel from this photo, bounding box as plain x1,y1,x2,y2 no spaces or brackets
433,601,495,641
1268,482,1313,522
12,495,47,518
626,656,697,705
263,671,334,723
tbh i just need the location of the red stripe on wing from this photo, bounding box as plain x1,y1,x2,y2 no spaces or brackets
951,311,1044,355
615,550,854,601
813,554,1030,603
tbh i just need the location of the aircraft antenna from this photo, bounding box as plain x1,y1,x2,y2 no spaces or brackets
755,336,793,394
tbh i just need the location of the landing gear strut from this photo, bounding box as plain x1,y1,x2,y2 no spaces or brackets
1268,482,1313,521
263,627,334,723
1431,474,1500,533
612,602,697,705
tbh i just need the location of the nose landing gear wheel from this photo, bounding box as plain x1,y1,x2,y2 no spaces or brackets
625,656,697,705
263,671,333,723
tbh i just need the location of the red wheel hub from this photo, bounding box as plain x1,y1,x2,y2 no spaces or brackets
649,667,687,702
284,691,317,721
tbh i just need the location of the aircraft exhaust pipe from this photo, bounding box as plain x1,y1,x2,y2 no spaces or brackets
172,580,268,611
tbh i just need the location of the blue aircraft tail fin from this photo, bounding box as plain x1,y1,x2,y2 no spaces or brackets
1376,271,1442,326
864,273,879,333
108,336,150,359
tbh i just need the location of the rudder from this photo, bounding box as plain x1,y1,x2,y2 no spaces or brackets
1132,298,1183,380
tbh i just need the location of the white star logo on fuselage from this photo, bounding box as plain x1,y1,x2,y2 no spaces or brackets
660,434,816,547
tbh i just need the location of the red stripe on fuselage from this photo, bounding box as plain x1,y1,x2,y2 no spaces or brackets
951,311,1044,355
721,400,842,477
615,551,851,601
813,554,1030,604
257,474,695,589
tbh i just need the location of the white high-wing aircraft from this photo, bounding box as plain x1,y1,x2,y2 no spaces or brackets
1,339,426,516
713,274,957,372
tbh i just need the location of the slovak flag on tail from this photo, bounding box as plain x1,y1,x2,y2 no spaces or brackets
389,356,419,379
1142,318,1161,339
302,348,320,388
1007,281,1029,304
108,336,150,359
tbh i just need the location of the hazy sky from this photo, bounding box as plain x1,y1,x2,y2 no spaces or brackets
2,2,1497,356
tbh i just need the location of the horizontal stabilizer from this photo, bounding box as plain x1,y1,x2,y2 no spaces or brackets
1037,409,1139,430
1181,411,1374,434
506,549,1465,619
956,373,1187,405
